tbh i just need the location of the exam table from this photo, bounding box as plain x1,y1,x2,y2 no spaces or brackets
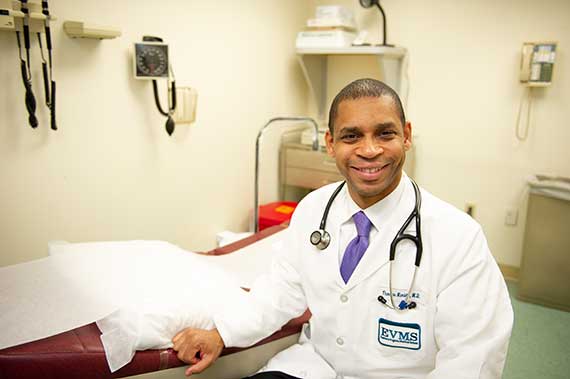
0,225,311,379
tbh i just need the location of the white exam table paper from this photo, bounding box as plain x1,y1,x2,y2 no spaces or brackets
0,231,285,351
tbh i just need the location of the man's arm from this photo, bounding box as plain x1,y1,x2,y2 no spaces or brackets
213,240,308,348
428,227,514,378
171,226,308,375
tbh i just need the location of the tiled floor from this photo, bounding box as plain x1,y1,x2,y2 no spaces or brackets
502,281,570,379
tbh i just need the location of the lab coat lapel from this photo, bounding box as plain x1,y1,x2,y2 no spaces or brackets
331,224,350,290
328,189,364,290
310,189,354,291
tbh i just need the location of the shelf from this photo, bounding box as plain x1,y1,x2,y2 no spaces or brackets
296,45,408,121
63,20,121,40
296,45,407,57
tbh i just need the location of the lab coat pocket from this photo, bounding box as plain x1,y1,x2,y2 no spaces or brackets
370,290,428,362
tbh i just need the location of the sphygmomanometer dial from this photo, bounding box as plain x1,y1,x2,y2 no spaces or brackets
134,43,169,79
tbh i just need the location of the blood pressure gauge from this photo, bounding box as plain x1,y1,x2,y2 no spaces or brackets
133,36,177,136
134,42,169,79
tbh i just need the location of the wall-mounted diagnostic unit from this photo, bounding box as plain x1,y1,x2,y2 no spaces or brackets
1,0,57,130
134,36,177,135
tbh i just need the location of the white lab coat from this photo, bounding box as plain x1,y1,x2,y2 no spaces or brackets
214,175,513,379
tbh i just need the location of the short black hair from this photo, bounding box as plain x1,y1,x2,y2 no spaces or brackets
328,78,406,133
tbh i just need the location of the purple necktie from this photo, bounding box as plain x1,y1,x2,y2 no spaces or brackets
340,211,372,284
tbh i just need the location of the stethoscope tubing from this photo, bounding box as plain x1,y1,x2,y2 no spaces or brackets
387,179,422,310
389,180,422,266
319,181,345,230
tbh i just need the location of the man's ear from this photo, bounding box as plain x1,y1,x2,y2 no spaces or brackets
403,122,412,151
325,130,335,157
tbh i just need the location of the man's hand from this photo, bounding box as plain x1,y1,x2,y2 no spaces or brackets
172,328,224,376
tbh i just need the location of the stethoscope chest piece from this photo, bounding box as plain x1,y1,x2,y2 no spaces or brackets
310,229,331,250
310,181,346,251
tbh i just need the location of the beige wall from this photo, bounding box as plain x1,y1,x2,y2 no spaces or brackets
0,0,312,266
312,0,570,267
1,0,569,268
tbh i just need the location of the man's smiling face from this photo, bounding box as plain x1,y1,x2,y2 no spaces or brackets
325,96,412,209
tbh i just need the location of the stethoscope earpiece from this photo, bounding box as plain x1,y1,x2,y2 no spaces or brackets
310,230,331,250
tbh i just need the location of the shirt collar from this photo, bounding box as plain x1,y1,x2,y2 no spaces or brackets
340,173,408,231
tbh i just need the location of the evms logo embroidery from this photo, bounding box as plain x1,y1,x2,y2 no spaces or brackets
378,318,421,350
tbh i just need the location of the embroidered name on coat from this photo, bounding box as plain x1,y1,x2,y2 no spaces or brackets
378,318,421,350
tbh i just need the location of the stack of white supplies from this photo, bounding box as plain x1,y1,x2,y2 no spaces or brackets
296,5,357,49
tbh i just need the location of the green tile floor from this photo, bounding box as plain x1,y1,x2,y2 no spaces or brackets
502,281,570,379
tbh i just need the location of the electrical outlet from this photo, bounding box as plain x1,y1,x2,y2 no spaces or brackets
505,209,518,226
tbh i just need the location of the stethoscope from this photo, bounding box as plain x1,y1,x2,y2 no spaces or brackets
310,178,423,311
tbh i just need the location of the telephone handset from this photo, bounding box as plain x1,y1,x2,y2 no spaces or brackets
519,42,557,86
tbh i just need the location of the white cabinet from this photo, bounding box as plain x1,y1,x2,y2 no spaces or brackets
296,46,408,121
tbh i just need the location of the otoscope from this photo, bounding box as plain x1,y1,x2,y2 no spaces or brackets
40,0,56,130
17,0,38,128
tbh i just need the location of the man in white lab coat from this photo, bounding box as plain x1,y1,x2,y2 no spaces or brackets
172,78,514,379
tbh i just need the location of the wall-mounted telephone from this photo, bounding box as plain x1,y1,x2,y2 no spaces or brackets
519,42,557,86
515,41,558,141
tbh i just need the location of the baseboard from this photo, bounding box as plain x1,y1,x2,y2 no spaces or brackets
499,264,520,282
